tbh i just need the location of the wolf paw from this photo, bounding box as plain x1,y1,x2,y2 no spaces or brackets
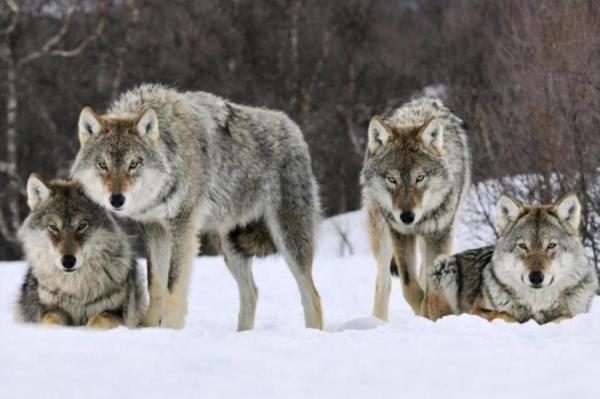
142,302,164,327
86,314,122,330
40,312,67,327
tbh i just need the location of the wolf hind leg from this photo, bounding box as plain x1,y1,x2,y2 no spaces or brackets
267,211,323,330
221,235,258,331
367,209,393,321
426,255,460,320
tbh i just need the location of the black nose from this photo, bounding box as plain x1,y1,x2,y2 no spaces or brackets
110,193,125,208
529,271,544,286
61,255,77,270
400,211,415,225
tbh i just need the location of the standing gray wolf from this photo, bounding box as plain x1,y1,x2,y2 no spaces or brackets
16,175,147,328
361,97,471,320
71,84,323,330
427,193,598,324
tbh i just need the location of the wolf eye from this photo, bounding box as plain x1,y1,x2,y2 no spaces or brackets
129,160,140,170
77,222,88,232
548,242,557,249
48,224,59,233
386,175,397,184
416,175,426,183
97,161,108,170
518,243,528,250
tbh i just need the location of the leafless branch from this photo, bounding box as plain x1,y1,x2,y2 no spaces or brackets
18,0,106,66
111,0,139,100
0,0,19,36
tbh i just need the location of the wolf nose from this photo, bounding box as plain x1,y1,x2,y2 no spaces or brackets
528,271,544,286
110,193,125,209
400,211,415,225
61,255,77,270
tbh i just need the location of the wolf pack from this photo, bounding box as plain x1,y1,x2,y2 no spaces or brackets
14,84,598,330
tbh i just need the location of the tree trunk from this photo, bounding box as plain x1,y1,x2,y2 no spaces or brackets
4,42,20,240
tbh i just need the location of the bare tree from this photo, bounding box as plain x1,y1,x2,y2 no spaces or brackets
0,0,106,243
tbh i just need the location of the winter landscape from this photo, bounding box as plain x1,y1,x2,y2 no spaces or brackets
2,188,599,399
2,1,600,398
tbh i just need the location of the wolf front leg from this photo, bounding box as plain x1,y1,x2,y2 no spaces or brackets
420,228,453,317
142,221,172,327
390,230,423,315
367,208,393,321
161,209,199,329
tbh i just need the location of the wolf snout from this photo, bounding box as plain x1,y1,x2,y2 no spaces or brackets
110,193,126,209
61,254,77,271
400,211,415,225
528,270,544,288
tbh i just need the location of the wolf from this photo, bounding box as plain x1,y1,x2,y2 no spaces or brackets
71,84,323,330
361,97,471,320
16,175,147,328
426,193,598,324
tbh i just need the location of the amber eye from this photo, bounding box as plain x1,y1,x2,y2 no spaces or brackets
386,175,397,184
548,242,557,249
416,175,425,183
129,160,140,170
77,222,88,232
48,224,59,233
98,161,108,170
518,243,528,250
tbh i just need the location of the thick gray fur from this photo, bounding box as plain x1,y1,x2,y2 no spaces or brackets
431,209,598,324
361,97,471,319
16,180,147,327
71,84,323,330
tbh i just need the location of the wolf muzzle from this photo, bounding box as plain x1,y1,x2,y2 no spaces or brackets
400,211,415,225
61,254,77,272
528,270,544,287
110,193,126,209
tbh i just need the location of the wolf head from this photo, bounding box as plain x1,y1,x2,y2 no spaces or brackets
18,175,116,273
361,104,451,227
70,107,170,216
493,192,587,290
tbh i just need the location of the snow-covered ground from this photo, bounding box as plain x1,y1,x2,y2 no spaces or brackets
1,210,600,399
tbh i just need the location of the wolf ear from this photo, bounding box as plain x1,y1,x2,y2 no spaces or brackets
78,107,103,146
496,193,523,234
554,192,581,232
419,118,444,154
367,116,392,154
26,174,51,211
136,108,159,144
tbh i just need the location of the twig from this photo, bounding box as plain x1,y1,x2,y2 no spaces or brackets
0,0,19,36
17,0,106,66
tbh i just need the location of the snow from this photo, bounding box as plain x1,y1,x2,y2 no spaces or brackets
1,211,600,398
